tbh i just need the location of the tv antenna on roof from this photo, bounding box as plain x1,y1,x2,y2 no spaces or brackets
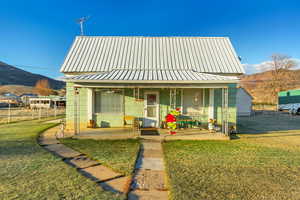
77,16,90,36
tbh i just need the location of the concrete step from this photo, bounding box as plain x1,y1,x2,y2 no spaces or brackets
99,176,131,194
128,190,168,200
79,165,121,182
66,155,99,169
44,144,82,158
136,157,164,171
142,142,162,151
132,170,167,191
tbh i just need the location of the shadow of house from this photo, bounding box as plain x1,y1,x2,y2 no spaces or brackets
237,113,300,134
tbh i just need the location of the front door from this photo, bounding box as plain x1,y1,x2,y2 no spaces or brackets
143,92,159,128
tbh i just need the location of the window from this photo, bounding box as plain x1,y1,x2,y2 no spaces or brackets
182,89,204,115
94,90,123,113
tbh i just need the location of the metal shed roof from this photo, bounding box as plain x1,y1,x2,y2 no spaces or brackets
61,36,244,74
65,69,239,83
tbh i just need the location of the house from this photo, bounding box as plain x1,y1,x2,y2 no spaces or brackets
20,93,38,106
61,36,245,135
29,96,66,109
0,92,21,106
236,88,253,116
278,89,300,111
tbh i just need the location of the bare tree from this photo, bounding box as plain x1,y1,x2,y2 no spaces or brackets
260,54,298,104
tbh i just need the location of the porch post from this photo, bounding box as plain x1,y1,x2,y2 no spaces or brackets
208,88,214,119
74,87,80,135
170,88,176,109
225,88,229,135
87,88,94,121
222,88,229,135
180,89,183,114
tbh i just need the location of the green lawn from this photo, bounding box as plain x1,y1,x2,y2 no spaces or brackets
0,120,125,200
163,139,300,200
61,138,140,176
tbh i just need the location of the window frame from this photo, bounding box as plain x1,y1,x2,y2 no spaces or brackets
181,88,205,116
94,89,124,114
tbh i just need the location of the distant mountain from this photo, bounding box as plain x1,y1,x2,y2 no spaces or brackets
0,61,65,89
240,69,300,104
0,85,36,96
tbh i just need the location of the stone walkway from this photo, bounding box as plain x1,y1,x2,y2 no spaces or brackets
128,138,169,200
39,125,131,195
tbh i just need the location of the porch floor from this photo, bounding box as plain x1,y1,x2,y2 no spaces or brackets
71,128,229,141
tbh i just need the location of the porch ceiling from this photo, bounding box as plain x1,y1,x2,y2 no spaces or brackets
64,69,239,84
73,82,231,89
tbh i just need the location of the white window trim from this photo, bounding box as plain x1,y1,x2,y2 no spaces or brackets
143,91,160,128
181,88,204,116
94,89,124,114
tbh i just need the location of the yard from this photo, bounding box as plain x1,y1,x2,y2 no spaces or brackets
163,113,300,200
3,113,300,200
0,120,126,200
60,138,140,176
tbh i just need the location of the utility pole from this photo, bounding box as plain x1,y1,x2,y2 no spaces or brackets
77,16,90,36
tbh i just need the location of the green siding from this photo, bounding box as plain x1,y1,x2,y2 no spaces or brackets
279,89,300,97
94,113,124,127
65,82,74,130
65,83,88,129
214,84,237,127
228,84,237,127
124,88,144,117
160,88,171,125
65,84,237,130
278,89,300,104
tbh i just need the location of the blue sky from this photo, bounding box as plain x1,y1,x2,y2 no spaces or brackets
0,0,299,78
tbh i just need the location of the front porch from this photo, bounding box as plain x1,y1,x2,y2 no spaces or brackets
65,81,237,137
71,127,230,141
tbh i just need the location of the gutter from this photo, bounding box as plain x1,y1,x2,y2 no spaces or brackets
64,79,239,84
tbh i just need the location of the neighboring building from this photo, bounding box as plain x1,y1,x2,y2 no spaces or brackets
29,96,66,109
61,36,245,135
278,89,300,110
20,93,38,106
0,92,21,105
236,88,253,116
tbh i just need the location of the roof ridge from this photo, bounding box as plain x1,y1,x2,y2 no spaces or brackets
111,68,199,71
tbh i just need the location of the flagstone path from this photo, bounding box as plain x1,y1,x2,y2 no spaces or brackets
128,139,169,200
39,125,131,195
39,125,169,199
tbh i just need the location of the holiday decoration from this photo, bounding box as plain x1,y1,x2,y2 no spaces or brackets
165,108,180,135
208,118,216,133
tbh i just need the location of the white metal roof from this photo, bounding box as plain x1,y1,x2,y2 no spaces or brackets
61,36,244,74
65,69,239,83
